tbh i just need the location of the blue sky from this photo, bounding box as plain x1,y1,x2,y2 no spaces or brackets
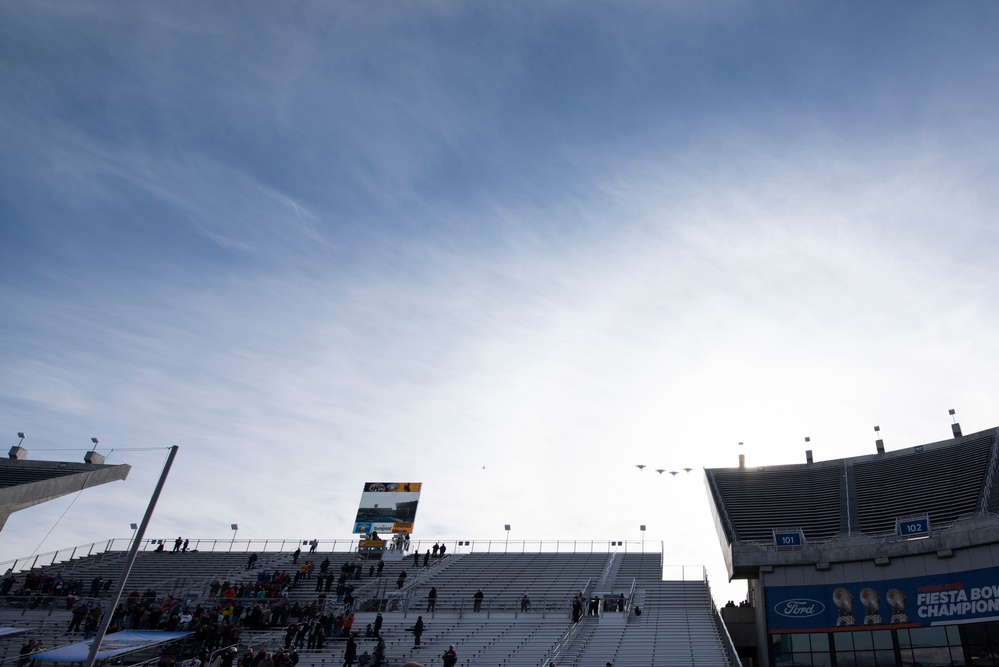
2,2,999,603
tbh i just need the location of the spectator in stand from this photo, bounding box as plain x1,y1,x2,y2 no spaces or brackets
292,548,301,564
396,570,408,589
246,554,258,570
2,571,16,595
343,636,357,667
520,594,531,612
588,596,599,616
441,645,457,667
17,639,36,667
427,587,437,612
473,589,484,612
412,616,424,647
68,603,88,633
275,649,294,667
173,537,183,553
84,605,102,640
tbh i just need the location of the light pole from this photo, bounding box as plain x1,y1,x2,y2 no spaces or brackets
130,523,138,549
84,445,179,667
230,524,239,550
504,524,511,553
640,525,646,552
10,432,26,460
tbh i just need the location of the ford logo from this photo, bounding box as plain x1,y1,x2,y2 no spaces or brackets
774,599,825,618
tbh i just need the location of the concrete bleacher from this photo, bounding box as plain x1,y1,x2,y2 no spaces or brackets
707,428,999,549
0,543,737,667
405,552,610,615
707,464,843,543
852,432,993,534
587,581,732,667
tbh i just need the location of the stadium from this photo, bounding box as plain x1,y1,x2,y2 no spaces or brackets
3,421,999,667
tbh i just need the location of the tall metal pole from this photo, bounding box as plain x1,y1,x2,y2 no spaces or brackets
84,445,179,667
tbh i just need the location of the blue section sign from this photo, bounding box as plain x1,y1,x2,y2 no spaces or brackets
897,517,930,537
773,530,803,547
766,565,999,632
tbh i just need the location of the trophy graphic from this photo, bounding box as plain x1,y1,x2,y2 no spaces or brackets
887,588,908,623
860,587,882,625
833,587,856,626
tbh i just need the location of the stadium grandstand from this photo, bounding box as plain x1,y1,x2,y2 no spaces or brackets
708,421,999,666
0,449,740,667
14,420,999,667
0,537,738,667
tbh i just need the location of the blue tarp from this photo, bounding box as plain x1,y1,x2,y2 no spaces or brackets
32,631,191,662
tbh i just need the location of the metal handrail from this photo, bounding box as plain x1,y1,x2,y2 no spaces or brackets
2,539,664,575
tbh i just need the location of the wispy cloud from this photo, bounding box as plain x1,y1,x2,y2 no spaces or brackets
3,2,999,605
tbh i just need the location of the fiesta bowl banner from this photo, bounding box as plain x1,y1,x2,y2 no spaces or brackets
352,482,422,534
766,565,999,632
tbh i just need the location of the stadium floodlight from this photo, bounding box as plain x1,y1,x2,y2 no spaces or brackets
17,432,25,439
91,437,99,446
230,523,239,550
949,409,963,437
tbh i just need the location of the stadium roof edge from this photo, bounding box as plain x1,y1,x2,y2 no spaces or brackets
704,425,999,473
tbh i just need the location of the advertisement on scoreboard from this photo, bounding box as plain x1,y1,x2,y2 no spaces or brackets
352,482,422,534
